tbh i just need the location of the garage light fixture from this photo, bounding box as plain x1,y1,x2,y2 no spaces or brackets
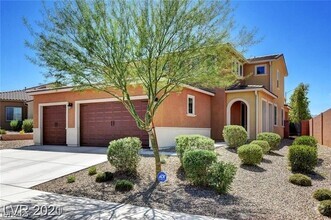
68,102,73,109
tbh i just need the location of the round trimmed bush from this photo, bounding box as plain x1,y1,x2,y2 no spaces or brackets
222,125,248,149
183,149,217,186
289,174,312,186
293,136,317,148
115,180,134,192
10,120,22,131
95,172,114,182
318,200,331,217
250,140,270,154
257,132,281,150
67,175,75,183
88,166,97,176
314,189,331,201
175,135,215,165
207,161,237,194
288,145,317,172
237,144,263,165
22,119,33,133
107,137,141,174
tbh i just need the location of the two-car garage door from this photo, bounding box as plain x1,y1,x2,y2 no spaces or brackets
42,100,149,147
80,100,149,147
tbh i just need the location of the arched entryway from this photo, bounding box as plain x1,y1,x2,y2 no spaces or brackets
226,99,250,137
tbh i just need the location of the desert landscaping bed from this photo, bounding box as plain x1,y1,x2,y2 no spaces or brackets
0,140,34,150
33,139,331,219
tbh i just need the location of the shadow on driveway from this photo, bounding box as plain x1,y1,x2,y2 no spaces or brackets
16,145,107,155
0,192,217,219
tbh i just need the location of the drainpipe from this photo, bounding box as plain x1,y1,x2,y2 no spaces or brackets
255,90,259,139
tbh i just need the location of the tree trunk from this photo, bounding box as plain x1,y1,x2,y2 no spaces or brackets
148,128,162,178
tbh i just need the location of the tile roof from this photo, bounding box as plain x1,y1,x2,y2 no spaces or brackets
0,90,33,102
226,84,264,90
247,54,283,63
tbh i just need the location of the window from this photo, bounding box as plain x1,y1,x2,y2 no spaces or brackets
281,108,284,126
187,95,195,116
274,105,278,126
6,107,22,121
239,64,243,77
277,70,280,88
255,65,266,75
232,60,243,77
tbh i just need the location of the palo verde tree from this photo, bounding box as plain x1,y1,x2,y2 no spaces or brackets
25,0,256,178
289,83,312,123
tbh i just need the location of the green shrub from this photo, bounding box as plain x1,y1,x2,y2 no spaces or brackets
88,166,97,176
0,129,6,134
318,200,331,217
293,136,317,148
207,161,237,194
95,172,114,182
313,189,331,201
115,180,134,192
250,140,270,154
175,135,215,165
160,155,167,164
289,174,312,186
10,120,22,131
67,175,75,183
288,145,317,172
107,137,141,174
222,125,248,149
237,144,263,165
257,132,281,150
183,149,217,186
22,119,33,133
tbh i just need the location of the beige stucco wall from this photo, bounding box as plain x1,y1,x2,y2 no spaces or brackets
226,91,256,139
270,57,287,138
244,62,270,90
239,57,287,138
226,89,287,139
27,101,33,119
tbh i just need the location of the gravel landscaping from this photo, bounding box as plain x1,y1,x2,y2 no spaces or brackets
33,139,331,219
0,140,34,150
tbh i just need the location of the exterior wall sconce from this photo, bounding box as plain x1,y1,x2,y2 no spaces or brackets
68,103,73,109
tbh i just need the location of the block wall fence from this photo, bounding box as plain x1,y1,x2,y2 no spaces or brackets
305,108,331,147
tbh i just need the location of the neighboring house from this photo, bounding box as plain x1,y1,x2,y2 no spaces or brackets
27,53,289,148
0,90,33,130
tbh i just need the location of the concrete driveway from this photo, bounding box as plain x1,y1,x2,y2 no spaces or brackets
0,145,108,205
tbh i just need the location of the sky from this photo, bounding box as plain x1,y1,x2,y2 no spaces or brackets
1,0,331,115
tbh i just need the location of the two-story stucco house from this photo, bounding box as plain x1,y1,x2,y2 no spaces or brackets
27,52,289,149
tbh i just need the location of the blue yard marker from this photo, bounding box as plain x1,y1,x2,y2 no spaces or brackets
157,171,167,183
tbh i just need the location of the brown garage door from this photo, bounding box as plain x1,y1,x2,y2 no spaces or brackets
43,105,66,145
80,100,149,147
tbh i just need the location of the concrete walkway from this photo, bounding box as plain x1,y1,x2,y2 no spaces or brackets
0,189,223,219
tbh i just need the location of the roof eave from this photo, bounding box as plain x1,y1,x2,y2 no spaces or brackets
225,88,278,99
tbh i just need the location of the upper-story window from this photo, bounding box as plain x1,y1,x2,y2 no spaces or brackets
233,61,243,77
187,95,196,116
255,65,266,75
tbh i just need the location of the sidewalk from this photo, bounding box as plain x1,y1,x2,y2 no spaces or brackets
0,188,224,219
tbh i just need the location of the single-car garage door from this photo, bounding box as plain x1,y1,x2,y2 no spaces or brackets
43,105,66,145
80,100,149,147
